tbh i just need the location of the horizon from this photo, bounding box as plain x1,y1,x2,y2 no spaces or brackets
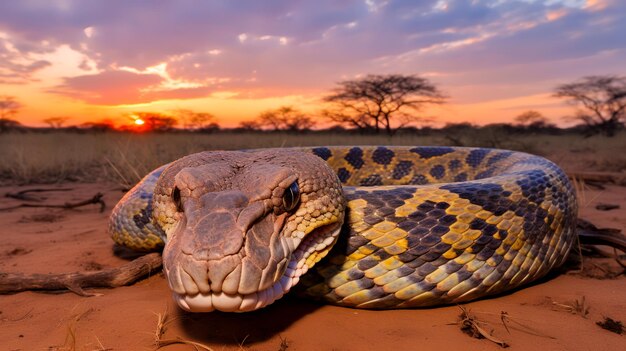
1,0,625,129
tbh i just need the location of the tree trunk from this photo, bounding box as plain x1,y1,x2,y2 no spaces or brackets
0,253,162,296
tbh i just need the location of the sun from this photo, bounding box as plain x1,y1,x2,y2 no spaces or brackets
134,118,145,125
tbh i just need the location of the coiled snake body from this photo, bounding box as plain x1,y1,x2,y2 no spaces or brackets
109,146,577,312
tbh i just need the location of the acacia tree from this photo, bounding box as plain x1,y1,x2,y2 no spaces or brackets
80,119,116,132
256,106,315,131
43,116,69,128
514,110,548,127
173,109,217,130
323,74,447,135
134,112,178,131
0,95,22,132
554,75,626,137
238,120,262,131
0,95,21,121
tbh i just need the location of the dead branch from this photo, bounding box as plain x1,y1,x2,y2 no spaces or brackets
0,192,106,212
0,252,162,296
577,218,626,253
595,203,620,211
5,187,74,202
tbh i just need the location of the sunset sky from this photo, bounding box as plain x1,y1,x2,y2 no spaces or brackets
1,0,624,128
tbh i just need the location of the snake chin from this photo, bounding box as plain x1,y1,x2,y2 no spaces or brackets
172,222,342,312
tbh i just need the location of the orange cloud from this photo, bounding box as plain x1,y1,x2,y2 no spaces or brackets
584,0,609,11
546,9,568,21
50,70,212,105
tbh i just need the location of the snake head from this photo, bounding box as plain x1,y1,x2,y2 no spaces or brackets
152,150,345,312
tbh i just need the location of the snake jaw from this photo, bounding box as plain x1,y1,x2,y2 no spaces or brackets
149,149,345,312
162,186,345,312
170,220,343,312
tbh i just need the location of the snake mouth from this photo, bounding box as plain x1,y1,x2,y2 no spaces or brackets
171,221,342,312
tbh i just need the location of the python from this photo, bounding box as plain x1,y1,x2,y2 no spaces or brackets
109,146,577,312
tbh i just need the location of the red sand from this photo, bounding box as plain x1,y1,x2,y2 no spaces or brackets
1,183,624,350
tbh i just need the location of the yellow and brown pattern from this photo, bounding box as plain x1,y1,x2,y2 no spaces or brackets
296,146,577,308
109,146,577,311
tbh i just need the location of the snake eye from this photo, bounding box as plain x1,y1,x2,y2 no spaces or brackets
172,187,183,212
282,181,300,212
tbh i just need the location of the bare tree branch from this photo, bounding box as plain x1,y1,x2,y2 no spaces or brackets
255,106,315,131
554,75,626,136
323,74,447,135
0,192,106,212
0,95,22,122
43,116,69,128
173,109,217,131
0,253,163,296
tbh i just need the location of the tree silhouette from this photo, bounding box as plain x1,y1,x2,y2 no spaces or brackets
0,118,21,132
0,95,22,132
256,106,314,131
554,75,626,137
173,109,217,130
514,110,548,127
80,119,116,132
0,95,21,121
238,120,262,131
323,74,447,135
43,116,69,128
133,112,178,131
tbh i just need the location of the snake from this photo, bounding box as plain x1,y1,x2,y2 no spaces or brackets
108,146,578,312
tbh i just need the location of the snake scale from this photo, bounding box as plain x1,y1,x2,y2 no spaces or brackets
109,146,577,312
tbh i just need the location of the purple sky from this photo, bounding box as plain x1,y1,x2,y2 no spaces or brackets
1,0,624,126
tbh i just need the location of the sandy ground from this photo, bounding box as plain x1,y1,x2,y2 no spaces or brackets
0,182,624,351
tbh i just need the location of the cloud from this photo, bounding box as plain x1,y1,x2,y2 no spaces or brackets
0,58,51,84
0,36,52,84
0,0,625,104
50,69,212,105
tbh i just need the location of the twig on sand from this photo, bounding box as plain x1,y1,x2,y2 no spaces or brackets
499,311,556,339
455,306,509,348
0,253,162,296
58,308,95,351
550,296,590,318
153,307,215,351
0,307,33,322
454,307,561,348
5,188,74,201
577,218,626,254
595,203,620,211
576,218,626,273
0,192,106,212
238,335,250,350
278,335,289,351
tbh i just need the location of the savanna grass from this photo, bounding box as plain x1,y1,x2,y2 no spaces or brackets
1,130,624,186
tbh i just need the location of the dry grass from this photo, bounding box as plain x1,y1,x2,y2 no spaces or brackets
52,307,96,351
153,307,215,351
551,296,590,317
457,306,509,348
1,130,625,186
455,306,562,348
